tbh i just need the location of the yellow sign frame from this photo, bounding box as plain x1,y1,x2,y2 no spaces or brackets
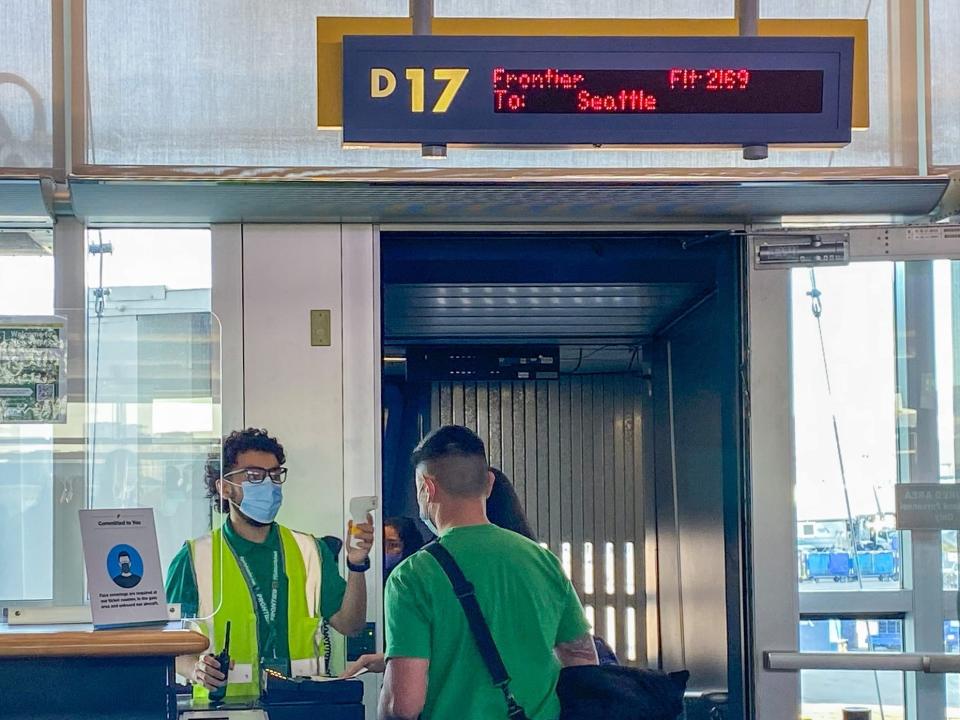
317,17,869,132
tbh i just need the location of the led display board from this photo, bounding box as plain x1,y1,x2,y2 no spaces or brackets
341,35,853,146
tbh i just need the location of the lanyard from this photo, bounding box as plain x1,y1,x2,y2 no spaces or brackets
236,549,281,656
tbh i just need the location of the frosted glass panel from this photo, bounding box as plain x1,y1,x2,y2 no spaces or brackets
929,0,960,167
760,0,894,169
85,0,896,170
0,0,53,168
435,0,733,18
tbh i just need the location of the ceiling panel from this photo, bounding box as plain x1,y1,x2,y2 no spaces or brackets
0,179,53,227
69,178,950,224
384,282,710,340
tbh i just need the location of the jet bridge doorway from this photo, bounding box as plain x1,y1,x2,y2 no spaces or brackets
379,231,746,720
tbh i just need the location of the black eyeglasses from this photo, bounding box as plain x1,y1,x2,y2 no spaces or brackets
223,467,287,485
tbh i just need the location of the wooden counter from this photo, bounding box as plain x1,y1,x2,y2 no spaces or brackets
0,622,208,658
0,622,206,719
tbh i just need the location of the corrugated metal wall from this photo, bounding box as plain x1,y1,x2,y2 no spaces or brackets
431,374,648,665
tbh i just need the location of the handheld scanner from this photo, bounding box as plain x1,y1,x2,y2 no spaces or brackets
208,620,231,702
349,496,378,550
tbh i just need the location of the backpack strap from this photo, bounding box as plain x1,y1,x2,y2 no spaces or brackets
424,541,530,720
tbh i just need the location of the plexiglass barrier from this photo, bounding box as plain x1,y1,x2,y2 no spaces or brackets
0,306,225,625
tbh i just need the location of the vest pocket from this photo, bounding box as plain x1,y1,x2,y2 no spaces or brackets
289,614,323,676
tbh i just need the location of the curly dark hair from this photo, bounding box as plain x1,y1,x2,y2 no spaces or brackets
206,428,286,513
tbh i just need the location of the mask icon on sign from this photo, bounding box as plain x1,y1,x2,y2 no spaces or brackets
111,550,143,589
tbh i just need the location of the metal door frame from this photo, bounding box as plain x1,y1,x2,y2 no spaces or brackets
748,223,960,720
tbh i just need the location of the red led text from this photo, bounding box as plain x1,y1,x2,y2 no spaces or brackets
577,89,657,112
492,67,585,90
668,68,750,91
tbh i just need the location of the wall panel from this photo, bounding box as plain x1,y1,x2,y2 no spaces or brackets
433,374,647,663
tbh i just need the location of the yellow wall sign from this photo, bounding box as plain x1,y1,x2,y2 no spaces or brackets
316,17,869,132
370,67,470,113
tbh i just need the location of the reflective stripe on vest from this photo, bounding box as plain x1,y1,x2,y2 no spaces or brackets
188,524,325,699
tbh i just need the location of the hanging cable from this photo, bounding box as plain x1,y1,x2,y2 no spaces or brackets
807,268,886,720
88,231,110,506
571,348,583,373
807,269,865,586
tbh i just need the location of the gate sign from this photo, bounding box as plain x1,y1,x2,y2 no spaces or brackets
342,35,854,146
0,316,67,424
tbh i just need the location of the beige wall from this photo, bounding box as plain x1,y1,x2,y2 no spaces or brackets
213,223,382,701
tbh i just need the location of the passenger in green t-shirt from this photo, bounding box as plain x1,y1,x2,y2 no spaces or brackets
379,426,598,720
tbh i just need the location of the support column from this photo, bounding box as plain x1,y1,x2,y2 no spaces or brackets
52,217,86,605
898,261,946,720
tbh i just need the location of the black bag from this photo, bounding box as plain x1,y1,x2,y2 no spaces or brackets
556,665,689,720
425,541,689,720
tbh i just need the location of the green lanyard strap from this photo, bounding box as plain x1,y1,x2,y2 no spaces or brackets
236,550,281,658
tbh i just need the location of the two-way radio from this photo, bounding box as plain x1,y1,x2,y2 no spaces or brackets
208,620,231,703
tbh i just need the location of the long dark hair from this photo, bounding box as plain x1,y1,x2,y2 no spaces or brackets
486,468,536,540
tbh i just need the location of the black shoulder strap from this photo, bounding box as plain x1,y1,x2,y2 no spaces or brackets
424,541,530,720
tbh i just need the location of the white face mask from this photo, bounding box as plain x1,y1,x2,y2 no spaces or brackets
417,480,439,537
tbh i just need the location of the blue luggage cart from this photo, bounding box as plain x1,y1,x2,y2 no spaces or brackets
828,551,855,582
805,551,831,582
855,551,875,577
871,550,897,581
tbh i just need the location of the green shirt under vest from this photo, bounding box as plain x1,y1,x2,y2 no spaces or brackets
385,524,590,720
165,520,347,673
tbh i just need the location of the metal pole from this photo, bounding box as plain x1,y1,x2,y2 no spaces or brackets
737,0,767,159
411,0,445,158
411,0,433,36
738,0,759,37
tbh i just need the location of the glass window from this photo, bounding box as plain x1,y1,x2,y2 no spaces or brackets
0,0,54,168
946,621,960,719
793,264,901,593
791,256,960,720
799,619,905,720
929,0,960,167
934,261,959,590
83,0,896,170
85,228,218,577
435,0,734,18
760,0,895,169
0,231,54,601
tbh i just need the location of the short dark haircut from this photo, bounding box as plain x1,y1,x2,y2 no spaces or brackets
384,516,425,558
486,468,536,540
118,551,130,559
205,428,286,513
411,425,489,498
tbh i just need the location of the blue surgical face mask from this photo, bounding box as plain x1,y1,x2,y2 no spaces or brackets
385,553,403,573
230,479,283,524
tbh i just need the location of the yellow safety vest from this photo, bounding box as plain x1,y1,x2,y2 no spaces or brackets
188,525,325,699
